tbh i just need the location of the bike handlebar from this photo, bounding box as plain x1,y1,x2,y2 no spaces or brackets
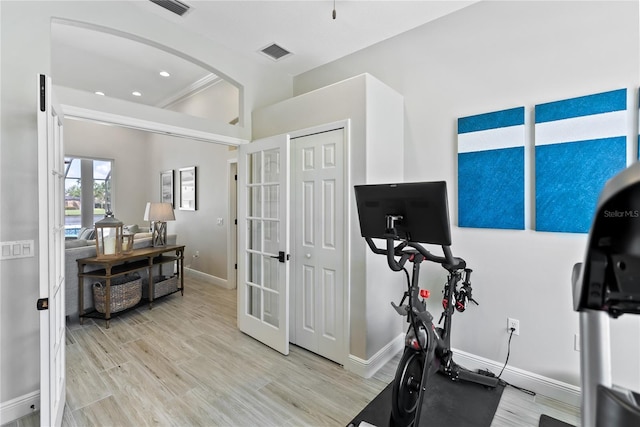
365,236,466,271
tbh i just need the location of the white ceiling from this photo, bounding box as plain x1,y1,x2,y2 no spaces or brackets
52,1,478,108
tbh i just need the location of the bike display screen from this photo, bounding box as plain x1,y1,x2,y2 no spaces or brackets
354,181,452,246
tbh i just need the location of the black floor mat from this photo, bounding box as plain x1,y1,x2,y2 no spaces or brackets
538,414,575,427
350,371,505,427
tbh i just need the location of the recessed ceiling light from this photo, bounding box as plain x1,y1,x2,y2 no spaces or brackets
95,91,105,96
132,91,142,97
159,71,170,77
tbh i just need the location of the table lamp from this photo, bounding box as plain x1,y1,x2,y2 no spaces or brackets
144,202,175,246
94,211,123,258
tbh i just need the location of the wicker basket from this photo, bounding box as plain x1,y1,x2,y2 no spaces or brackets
93,273,142,314
142,275,178,299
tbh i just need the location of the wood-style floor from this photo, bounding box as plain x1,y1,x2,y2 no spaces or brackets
5,277,579,426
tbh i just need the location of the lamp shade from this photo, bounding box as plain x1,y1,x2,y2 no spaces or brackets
144,202,175,222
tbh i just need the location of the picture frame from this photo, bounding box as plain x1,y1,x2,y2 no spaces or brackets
160,170,174,207
179,166,197,210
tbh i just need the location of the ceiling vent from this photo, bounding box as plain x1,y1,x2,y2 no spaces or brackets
260,43,292,61
149,0,191,17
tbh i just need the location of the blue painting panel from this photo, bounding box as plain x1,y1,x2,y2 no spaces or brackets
459,147,524,229
535,89,627,123
536,137,626,233
535,89,627,233
458,108,525,134
457,107,525,230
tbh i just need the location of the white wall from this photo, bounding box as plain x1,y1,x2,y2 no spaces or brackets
147,133,234,281
0,0,291,417
165,79,240,125
294,0,640,392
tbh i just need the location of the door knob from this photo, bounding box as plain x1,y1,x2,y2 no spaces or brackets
270,251,289,263
305,253,311,259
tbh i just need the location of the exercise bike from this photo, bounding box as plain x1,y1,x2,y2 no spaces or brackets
354,181,498,427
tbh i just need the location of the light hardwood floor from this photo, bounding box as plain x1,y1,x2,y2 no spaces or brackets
6,277,579,426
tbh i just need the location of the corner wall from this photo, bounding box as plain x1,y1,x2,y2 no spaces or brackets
294,0,640,393
147,133,235,282
253,74,405,366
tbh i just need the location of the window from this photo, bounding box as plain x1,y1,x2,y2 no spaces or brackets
64,157,113,238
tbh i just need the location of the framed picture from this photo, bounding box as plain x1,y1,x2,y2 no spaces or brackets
160,170,174,207
179,166,197,210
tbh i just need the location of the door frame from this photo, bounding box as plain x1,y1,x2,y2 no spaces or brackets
37,74,66,427
60,103,248,289
227,158,238,289
288,119,351,366
38,100,248,420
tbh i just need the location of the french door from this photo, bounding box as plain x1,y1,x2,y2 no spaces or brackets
37,74,66,427
291,129,345,364
237,134,290,355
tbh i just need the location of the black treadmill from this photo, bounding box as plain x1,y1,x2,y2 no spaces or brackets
571,161,640,427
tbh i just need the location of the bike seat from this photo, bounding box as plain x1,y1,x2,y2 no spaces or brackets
444,257,466,271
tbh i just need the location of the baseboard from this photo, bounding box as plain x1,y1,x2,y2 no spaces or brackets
346,334,404,379
452,348,581,407
0,390,39,424
184,267,233,289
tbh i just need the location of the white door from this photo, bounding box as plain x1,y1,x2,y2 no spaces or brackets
291,129,345,364
237,135,290,355
37,74,66,427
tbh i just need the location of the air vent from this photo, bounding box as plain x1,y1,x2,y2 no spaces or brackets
149,0,191,17
260,43,292,61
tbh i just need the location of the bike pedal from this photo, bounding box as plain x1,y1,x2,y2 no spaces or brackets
477,369,496,378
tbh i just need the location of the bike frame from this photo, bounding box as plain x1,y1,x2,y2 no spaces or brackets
437,269,461,368
402,252,468,424
365,234,498,426
404,252,438,426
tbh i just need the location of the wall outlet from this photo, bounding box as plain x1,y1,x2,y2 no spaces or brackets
194,250,200,258
507,317,520,335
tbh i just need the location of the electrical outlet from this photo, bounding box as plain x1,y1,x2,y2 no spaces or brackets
194,250,200,258
507,317,520,335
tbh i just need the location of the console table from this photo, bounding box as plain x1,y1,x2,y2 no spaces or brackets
77,245,185,328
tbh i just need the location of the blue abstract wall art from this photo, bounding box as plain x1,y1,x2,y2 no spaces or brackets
535,89,627,233
458,107,525,230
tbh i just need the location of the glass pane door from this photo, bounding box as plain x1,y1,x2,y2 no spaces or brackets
237,135,289,355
